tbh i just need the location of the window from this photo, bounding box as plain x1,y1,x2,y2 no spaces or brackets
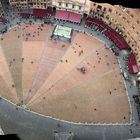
66,3,68,7
126,10,130,14
97,5,102,9
109,8,112,12
59,2,61,6
72,4,74,9
106,15,109,20
103,7,106,12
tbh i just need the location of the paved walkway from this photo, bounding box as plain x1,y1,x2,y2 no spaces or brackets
0,98,140,140
118,50,139,125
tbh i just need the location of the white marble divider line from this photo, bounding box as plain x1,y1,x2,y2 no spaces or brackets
0,96,131,126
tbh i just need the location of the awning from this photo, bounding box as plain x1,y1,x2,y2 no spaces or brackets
104,28,128,49
32,8,52,17
68,12,82,23
86,17,107,30
128,52,139,74
55,10,82,23
45,7,52,15
86,17,129,50
55,10,69,20
20,13,29,17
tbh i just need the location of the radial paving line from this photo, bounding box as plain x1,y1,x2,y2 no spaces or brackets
46,47,119,97
26,42,69,103
27,43,105,105
27,44,105,106
26,24,67,102
0,27,23,103
22,41,45,101
28,66,120,107
0,76,18,103
24,24,53,102
0,45,18,103
28,67,129,123
21,24,48,102
27,45,117,100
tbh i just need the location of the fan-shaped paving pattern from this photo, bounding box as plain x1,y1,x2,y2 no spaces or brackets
28,47,130,123
25,38,70,103
28,46,118,101
28,32,104,104
0,24,130,124
22,41,45,101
